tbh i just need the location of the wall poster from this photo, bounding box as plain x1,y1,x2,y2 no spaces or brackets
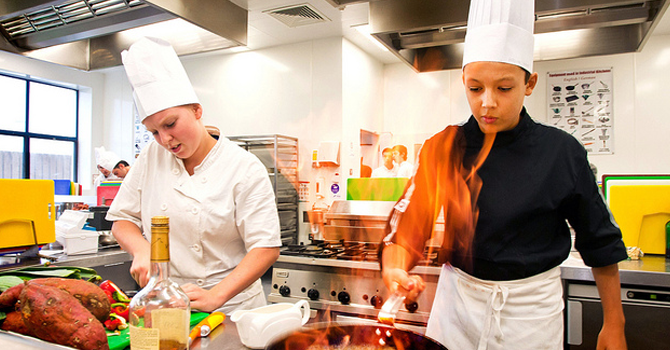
133,107,153,158
547,68,613,155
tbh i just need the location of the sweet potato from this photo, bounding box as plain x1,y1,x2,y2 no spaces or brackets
19,283,109,350
28,278,110,322
0,310,33,336
0,283,24,309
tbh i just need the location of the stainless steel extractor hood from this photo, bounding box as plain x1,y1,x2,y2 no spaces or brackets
368,0,670,72
0,0,247,71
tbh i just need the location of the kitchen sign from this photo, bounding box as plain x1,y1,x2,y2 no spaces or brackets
547,68,613,155
134,107,152,158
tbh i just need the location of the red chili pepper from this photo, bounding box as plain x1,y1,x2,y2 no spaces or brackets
104,314,128,331
100,280,131,303
111,302,130,320
103,289,115,304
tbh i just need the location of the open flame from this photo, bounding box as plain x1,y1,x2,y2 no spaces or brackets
273,128,494,350
270,324,443,350
390,127,496,271
431,128,495,269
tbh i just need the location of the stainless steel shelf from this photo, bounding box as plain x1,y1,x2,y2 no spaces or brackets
228,134,299,245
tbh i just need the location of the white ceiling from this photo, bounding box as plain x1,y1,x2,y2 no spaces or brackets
233,0,399,63
231,0,670,65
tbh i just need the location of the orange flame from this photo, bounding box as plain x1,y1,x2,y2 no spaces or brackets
393,127,496,270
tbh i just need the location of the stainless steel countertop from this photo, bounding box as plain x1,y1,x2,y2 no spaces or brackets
561,252,670,289
0,247,132,273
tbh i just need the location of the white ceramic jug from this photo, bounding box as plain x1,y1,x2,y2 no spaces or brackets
231,300,310,349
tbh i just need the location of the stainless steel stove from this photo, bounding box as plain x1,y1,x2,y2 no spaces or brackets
268,201,443,333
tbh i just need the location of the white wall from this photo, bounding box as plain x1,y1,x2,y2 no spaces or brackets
0,51,106,191
102,37,386,204
382,34,670,176
342,38,384,194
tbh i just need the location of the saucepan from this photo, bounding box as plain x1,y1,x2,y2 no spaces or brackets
265,322,447,350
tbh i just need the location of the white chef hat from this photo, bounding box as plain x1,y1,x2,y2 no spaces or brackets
121,37,199,121
95,146,121,171
462,0,535,73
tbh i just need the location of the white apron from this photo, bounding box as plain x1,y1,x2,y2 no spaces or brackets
425,264,564,350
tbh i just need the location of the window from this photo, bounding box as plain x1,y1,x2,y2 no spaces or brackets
0,73,78,181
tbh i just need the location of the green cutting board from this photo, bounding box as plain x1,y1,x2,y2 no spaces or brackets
107,312,209,350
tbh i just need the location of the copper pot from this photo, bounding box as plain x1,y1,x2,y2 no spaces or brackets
265,323,447,350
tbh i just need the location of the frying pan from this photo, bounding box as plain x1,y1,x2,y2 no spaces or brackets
565,83,578,91
265,323,447,350
565,95,579,103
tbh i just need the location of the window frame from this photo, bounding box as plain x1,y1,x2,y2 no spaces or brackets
0,72,79,181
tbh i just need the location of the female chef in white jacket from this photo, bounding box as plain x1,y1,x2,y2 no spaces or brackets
107,37,282,314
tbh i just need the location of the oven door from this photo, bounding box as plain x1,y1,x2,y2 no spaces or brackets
567,283,670,349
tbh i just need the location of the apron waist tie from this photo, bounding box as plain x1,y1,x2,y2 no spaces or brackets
476,284,509,350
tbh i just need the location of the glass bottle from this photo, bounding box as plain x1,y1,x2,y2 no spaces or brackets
129,216,191,350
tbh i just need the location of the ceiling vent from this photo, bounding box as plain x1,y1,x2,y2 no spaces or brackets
264,3,330,28
0,0,247,71
1,0,144,42
368,0,670,73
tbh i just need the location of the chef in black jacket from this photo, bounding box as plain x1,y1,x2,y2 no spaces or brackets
379,0,628,349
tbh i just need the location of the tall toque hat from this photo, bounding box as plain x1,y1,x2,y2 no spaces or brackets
462,0,535,73
121,37,199,121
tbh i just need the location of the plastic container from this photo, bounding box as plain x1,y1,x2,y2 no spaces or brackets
55,210,98,255
56,226,98,255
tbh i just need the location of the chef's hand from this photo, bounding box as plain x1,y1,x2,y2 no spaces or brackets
181,283,223,313
129,251,151,288
596,323,627,350
381,267,425,302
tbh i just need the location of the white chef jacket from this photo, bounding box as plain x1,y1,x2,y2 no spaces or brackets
396,161,414,178
106,136,281,309
371,165,398,178
94,172,120,187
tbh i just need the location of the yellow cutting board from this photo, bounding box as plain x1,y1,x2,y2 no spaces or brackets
0,179,56,250
608,185,670,255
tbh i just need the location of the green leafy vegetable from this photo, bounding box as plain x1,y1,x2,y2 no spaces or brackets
0,276,24,292
0,266,101,283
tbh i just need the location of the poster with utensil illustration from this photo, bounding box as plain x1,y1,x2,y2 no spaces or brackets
133,106,153,158
547,68,613,155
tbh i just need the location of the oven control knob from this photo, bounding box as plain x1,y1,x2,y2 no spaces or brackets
279,285,291,297
307,289,320,301
370,295,383,309
405,301,419,313
337,291,351,305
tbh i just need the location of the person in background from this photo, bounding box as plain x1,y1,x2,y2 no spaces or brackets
94,146,121,187
360,157,372,178
107,37,281,314
392,144,414,178
379,0,627,349
112,160,131,179
371,147,397,178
